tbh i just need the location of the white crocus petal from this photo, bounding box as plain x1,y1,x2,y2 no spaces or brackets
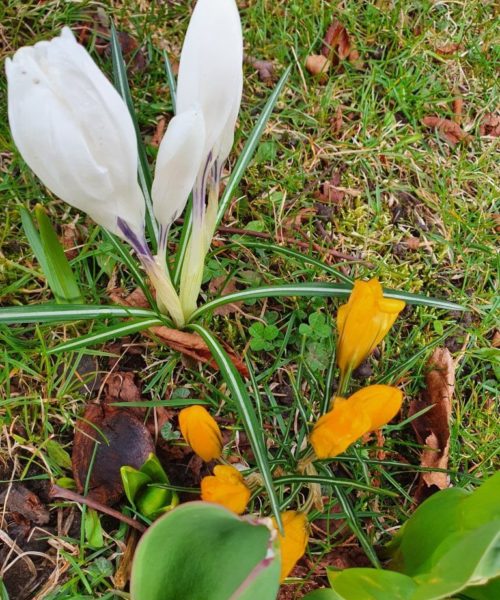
152,108,205,231
6,27,145,246
215,75,243,170
176,0,243,164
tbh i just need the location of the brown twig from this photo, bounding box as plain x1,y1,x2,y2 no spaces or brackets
50,485,146,533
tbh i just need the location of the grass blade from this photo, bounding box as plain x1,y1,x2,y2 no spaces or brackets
102,230,156,309
163,50,177,114
0,304,158,325
110,23,158,250
20,206,82,304
191,282,464,320
48,318,161,354
274,476,398,498
188,323,282,531
173,66,292,285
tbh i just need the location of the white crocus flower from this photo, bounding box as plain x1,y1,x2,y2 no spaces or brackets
6,27,185,327
6,27,145,250
156,0,243,321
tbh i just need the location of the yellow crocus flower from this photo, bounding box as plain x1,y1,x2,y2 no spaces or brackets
272,511,309,581
178,405,223,462
337,279,405,379
200,465,251,515
310,385,403,459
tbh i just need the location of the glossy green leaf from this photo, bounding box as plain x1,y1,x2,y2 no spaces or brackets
463,577,500,600
302,591,339,600
136,485,176,519
327,569,417,600
121,466,151,504
0,304,157,324
84,509,104,549
140,453,169,484
20,205,82,304
110,22,158,250
389,473,500,575
188,324,282,531
130,502,280,600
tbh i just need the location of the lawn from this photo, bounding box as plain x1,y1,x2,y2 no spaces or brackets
0,0,498,599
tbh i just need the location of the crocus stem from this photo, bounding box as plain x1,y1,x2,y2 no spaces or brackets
179,222,206,321
302,462,324,512
141,256,185,328
331,368,352,409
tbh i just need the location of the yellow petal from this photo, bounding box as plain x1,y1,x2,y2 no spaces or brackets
200,465,250,515
178,405,222,462
336,278,405,376
348,384,403,431
309,398,371,459
272,511,309,581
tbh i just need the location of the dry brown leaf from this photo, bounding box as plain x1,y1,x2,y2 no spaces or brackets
151,117,167,147
322,20,351,61
435,42,461,56
331,105,343,135
108,287,249,377
245,55,275,84
479,113,500,137
61,223,80,260
492,330,500,349
422,116,472,146
409,347,455,501
452,96,463,124
208,276,243,316
405,236,421,250
305,54,331,80
317,170,345,205
72,404,154,505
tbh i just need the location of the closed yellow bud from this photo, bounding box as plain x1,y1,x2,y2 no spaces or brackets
272,511,309,581
337,279,405,377
178,405,222,462
310,385,403,459
200,465,251,515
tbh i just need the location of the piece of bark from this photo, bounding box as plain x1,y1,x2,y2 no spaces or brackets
409,347,455,501
0,484,50,525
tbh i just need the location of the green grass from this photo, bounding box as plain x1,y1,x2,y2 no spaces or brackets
0,0,498,598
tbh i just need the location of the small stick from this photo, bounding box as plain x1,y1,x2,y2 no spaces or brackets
50,485,146,533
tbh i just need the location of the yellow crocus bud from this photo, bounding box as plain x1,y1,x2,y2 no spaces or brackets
178,405,223,462
309,385,403,459
272,511,309,581
337,279,405,378
200,465,251,515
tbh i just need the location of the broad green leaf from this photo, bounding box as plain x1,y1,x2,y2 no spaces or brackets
188,324,282,531
327,569,417,600
84,509,104,548
412,523,500,600
46,439,72,470
0,304,157,324
302,591,340,600
121,466,151,504
130,502,280,600
47,318,162,353
463,577,500,600
140,453,169,484
390,473,500,576
20,206,82,304
110,23,158,250
136,485,176,519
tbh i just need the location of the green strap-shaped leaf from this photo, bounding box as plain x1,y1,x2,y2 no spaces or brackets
47,318,161,354
0,304,157,324
110,23,158,251
20,206,82,304
188,323,283,531
191,282,464,321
